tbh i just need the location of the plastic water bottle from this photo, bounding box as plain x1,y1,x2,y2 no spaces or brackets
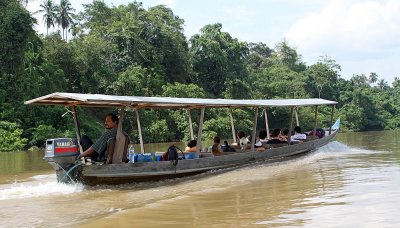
128,145,135,163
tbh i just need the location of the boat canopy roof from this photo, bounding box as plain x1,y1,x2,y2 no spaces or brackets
25,92,337,108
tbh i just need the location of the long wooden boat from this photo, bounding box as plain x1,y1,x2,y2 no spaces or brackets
25,93,338,185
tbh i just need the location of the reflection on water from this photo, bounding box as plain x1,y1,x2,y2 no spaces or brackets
0,131,400,227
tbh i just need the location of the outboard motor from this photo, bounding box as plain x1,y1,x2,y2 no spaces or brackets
45,138,81,183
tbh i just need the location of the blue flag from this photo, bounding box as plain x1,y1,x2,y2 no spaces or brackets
331,118,340,130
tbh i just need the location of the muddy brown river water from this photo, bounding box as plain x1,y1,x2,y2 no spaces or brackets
1,131,400,227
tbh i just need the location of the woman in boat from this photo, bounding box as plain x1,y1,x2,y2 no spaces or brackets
185,140,197,152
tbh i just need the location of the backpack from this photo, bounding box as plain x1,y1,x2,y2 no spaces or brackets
316,128,325,138
162,145,181,165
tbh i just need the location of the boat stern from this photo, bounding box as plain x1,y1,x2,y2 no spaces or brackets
45,138,80,183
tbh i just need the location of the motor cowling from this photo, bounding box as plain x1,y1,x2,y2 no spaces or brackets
45,138,81,183
45,138,79,158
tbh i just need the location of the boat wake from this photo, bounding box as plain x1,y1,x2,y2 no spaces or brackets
0,174,84,201
180,141,357,189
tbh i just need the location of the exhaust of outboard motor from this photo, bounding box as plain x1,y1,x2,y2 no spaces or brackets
45,138,81,183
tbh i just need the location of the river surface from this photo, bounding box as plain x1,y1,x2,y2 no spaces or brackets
1,131,400,227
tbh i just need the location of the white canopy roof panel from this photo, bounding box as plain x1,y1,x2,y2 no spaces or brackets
25,92,337,108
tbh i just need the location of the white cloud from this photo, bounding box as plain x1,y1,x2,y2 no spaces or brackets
285,0,400,81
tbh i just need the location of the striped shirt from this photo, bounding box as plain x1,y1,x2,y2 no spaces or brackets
91,128,117,160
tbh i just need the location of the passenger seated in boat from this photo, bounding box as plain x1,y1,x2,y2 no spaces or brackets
78,113,127,162
221,140,235,152
255,129,269,147
291,126,307,141
211,136,226,156
237,131,248,150
185,139,197,152
282,128,302,144
266,128,287,144
254,130,270,151
280,129,289,141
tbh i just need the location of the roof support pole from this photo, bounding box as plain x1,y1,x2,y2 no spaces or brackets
229,108,237,143
187,109,194,140
135,108,145,154
288,107,294,145
112,107,126,164
264,108,270,139
251,107,259,152
313,106,319,139
71,106,83,153
196,107,205,154
329,105,335,135
295,107,299,127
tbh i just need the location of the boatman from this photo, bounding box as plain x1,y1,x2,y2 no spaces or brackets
78,113,119,162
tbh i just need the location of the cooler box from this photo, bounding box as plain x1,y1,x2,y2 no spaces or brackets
136,153,156,162
45,138,79,158
184,153,196,159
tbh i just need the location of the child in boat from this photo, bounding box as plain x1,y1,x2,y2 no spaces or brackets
211,136,224,156
185,139,197,152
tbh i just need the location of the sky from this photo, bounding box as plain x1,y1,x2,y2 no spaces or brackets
27,0,400,84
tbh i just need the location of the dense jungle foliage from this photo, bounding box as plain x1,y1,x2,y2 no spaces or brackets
1,0,400,151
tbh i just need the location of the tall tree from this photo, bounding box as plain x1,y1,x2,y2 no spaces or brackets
35,0,58,35
350,74,369,88
377,79,389,90
189,23,248,97
369,72,378,84
246,42,273,73
0,0,38,105
305,55,341,99
270,40,306,72
58,0,75,40
144,5,190,83
392,77,400,89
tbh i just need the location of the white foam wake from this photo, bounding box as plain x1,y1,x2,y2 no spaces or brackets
0,180,84,201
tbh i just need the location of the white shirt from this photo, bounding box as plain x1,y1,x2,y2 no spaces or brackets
255,139,268,147
291,133,307,140
239,137,248,149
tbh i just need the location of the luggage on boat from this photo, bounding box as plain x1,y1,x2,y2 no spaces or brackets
136,153,156,162
316,128,325,138
162,145,179,161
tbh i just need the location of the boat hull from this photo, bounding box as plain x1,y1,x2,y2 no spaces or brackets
76,131,337,185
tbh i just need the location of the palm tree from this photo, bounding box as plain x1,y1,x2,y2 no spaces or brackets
369,72,378,84
34,0,58,35
377,79,388,90
350,74,369,88
57,0,75,40
392,77,400,89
